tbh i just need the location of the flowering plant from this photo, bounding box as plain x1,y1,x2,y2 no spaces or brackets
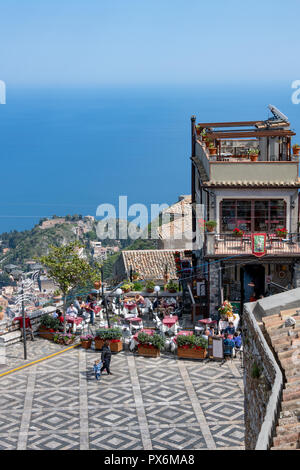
54,332,76,345
218,300,236,319
276,228,288,238
137,332,165,350
80,334,94,342
233,228,243,237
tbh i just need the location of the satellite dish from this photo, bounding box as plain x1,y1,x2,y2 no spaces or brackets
268,104,289,123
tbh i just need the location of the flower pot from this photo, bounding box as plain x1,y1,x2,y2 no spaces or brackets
81,340,92,349
168,289,177,293
250,154,258,162
209,147,217,155
94,281,101,289
293,148,300,156
138,344,160,357
110,340,123,352
95,338,105,350
39,326,55,340
206,225,216,233
146,288,154,293
122,288,131,293
177,346,207,359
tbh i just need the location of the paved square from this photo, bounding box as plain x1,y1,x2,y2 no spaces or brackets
0,342,245,450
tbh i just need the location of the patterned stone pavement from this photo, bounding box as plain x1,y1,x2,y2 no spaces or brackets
0,341,245,450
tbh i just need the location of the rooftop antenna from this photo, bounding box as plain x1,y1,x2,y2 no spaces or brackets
268,104,289,123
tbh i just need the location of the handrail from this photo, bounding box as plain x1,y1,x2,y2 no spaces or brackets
244,303,284,450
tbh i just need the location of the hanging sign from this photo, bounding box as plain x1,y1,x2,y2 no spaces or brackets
251,233,267,257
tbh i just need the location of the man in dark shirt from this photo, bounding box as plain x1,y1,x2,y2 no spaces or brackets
223,333,235,360
101,340,112,375
224,321,235,336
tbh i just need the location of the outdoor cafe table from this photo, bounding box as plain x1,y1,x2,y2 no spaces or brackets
124,302,137,311
65,315,83,325
198,319,217,326
133,328,154,341
128,317,142,323
163,316,178,328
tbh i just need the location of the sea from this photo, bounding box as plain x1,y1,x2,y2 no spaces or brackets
0,82,299,234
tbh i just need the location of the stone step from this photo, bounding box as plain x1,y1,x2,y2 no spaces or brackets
270,442,299,450
276,423,300,435
278,415,299,426
283,389,300,402
281,397,300,411
273,432,300,447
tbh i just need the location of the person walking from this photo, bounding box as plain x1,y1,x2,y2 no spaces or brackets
101,340,112,375
93,359,102,381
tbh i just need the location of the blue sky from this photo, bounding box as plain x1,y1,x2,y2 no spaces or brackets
0,0,300,87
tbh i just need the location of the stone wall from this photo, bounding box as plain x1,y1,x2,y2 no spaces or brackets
0,305,58,345
242,302,283,450
208,261,220,318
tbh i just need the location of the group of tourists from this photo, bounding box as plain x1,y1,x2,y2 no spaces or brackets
53,294,98,326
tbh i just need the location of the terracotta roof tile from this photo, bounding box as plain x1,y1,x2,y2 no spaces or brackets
121,249,186,281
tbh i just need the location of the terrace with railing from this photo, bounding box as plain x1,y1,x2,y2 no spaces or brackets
205,232,300,257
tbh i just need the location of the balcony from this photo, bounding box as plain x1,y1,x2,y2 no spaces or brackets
204,232,300,258
195,141,299,185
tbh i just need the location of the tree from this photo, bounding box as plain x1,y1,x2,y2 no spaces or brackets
39,242,101,333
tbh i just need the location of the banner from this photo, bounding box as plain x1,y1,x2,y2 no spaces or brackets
251,233,267,257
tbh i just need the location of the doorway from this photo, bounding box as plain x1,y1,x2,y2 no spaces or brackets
241,264,265,303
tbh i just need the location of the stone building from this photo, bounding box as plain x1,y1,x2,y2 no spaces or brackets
243,290,300,449
191,105,300,317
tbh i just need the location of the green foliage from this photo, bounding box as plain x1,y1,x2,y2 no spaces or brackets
166,280,178,292
145,280,155,291
205,220,217,228
177,334,208,349
122,280,134,291
40,313,60,330
95,328,122,340
38,242,101,296
133,281,144,291
251,361,262,379
137,332,165,350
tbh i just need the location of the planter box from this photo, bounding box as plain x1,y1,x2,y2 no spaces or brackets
110,340,123,352
38,327,55,340
95,338,104,350
94,338,123,352
81,340,92,349
138,344,160,357
177,347,207,359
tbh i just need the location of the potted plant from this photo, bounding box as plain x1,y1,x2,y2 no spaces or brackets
177,335,208,359
137,332,165,357
276,227,288,238
133,281,144,291
80,334,94,349
53,289,62,303
248,148,259,161
292,144,300,156
166,280,178,293
39,313,60,340
232,228,243,237
205,220,217,233
132,271,140,281
94,280,101,289
94,327,123,352
122,280,134,293
145,280,155,293
208,142,217,155
53,332,76,345
218,300,236,321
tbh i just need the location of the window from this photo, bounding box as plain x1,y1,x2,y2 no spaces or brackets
220,199,286,233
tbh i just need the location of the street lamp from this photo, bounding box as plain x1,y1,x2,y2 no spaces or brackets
115,288,123,318
154,285,160,317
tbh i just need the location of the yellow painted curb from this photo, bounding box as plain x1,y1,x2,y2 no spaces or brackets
0,342,81,378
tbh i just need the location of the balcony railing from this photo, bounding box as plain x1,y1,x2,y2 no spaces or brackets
205,233,300,257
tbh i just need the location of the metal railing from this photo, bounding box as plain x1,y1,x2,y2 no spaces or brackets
206,232,300,256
